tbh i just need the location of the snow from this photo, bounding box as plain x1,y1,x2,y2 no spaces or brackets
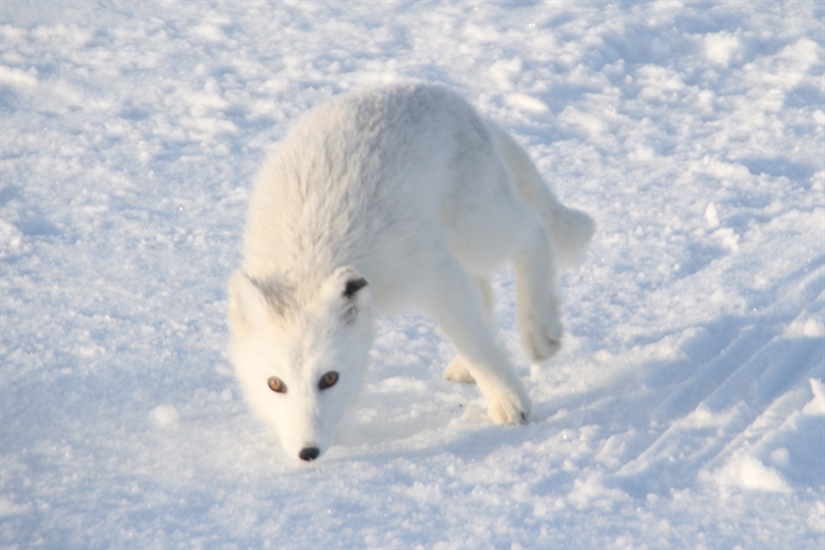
1,0,823,547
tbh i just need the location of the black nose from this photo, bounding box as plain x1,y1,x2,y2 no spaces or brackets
299,447,320,462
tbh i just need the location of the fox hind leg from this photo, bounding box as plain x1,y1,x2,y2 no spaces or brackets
515,225,563,363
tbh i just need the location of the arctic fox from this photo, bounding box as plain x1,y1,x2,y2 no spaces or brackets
228,84,594,462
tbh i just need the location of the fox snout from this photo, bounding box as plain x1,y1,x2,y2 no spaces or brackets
299,446,321,462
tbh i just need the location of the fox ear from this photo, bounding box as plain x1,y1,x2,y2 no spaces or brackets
332,267,368,300
228,271,268,334
327,267,370,320
343,276,368,299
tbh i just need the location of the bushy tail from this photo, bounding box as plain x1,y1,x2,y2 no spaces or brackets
487,122,595,268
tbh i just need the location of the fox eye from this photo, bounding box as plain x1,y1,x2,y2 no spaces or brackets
267,376,287,393
318,371,338,390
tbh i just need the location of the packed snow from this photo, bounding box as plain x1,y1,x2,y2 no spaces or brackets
1,1,823,548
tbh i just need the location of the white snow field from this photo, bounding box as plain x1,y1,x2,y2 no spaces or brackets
1,1,823,548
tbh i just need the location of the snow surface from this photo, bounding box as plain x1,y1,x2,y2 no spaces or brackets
1,1,823,548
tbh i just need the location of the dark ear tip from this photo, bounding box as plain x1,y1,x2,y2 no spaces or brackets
343,277,368,298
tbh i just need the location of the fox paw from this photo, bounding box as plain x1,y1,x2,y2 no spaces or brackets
444,355,476,383
520,313,563,363
487,393,531,425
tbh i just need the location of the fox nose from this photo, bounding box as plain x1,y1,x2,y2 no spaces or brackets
299,446,320,462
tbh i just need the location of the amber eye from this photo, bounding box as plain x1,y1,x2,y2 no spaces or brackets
267,376,287,393
318,371,339,390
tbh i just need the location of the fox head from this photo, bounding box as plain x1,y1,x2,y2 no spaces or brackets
227,266,375,462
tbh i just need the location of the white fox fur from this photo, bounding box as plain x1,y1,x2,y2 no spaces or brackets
228,84,594,462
